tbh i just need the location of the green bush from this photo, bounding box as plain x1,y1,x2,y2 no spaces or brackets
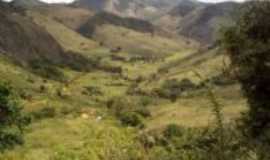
164,124,184,138
139,96,153,107
119,112,144,128
29,60,66,82
106,97,130,117
144,125,249,160
106,97,148,127
0,82,29,151
154,78,196,101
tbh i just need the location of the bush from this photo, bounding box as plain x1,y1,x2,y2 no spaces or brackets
139,96,153,107
164,124,184,138
0,82,29,151
154,78,196,101
144,125,249,160
106,97,148,127
29,60,66,82
119,112,144,128
106,97,130,117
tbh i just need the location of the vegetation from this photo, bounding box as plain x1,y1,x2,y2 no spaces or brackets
222,1,270,139
154,78,196,101
0,82,29,151
2,0,270,159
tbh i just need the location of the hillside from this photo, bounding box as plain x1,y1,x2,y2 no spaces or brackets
34,5,94,30
0,3,64,64
72,0,184,19
177,2,239,44
155,1,239,45
78,12,156,36
169,0,203,17
78,12,193,58
11,0,45,7
0,2,97,82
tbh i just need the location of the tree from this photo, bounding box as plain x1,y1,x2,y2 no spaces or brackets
0,82,29,151
221,1,270,138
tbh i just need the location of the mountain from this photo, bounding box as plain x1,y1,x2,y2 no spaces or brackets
11,0,45,8
77,11,190,58
177,2,239,44
0,2,94,80
72,0,185,19
0,2,64,65
78,12,156,37
72,0,108,11
169,0,203,17
155,1,239,45
34,5,94,30
154,0,204,33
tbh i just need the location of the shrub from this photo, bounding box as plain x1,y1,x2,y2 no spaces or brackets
139,96,153,107
0,82,29,151
106,97,148,127
119,112,144,128
154,78,196,101
106,97,130,117
29,60,66,82
164,124,184,138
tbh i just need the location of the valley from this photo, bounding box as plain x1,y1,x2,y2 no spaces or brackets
0,0,251,159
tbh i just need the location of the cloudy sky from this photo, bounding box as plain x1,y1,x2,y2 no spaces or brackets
3,0,246,3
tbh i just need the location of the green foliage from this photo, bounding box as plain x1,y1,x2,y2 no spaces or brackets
143,125,249,160
119,112,144,128
29,60,66,82
163,124,184,138
139,96,153,107
0,82,29,151
154,78,196,101
221,1,270,138
106,97,149,127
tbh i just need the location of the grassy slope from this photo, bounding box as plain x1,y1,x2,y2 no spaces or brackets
35,6,94,30
135,48,247,131
92,24,193,58
28,11,101,56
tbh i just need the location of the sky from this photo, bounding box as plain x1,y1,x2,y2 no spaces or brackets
3,0,246,3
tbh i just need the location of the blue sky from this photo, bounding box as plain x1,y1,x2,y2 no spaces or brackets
3,0,246,3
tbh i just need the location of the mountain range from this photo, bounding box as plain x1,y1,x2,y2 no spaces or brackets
0,0,242,56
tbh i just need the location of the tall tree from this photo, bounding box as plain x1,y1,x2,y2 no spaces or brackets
222,0,270,138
